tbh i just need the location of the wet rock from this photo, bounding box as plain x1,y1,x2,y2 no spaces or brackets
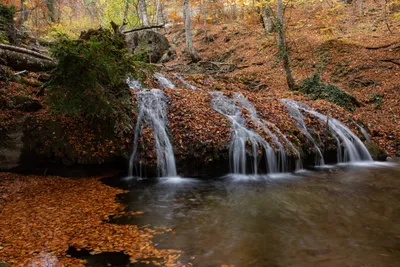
125,30,170,63
0,124,23,170
20,116,129,167
365,141,387,161
386,157,400,163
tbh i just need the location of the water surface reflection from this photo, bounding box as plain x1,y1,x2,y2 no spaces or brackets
104,164,400,267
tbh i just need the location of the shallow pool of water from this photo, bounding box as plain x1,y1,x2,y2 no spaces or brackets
103,163,400,267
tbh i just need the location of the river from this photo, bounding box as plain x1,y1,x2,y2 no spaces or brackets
99,162,400,267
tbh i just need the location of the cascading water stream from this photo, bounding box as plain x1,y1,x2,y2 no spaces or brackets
174,74,197,90
129,89,177,178
211,92,282,174
154,73,176,89
280,99,325,166
234,93,291,172
281,99,373,163
126,77,142,90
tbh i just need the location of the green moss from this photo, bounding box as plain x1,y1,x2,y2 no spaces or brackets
299,72,358,111
369,94,383,109
48,29,148,136
214,85,222,91
365,141,387,161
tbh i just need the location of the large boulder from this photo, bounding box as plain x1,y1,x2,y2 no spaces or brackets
125,30,170,63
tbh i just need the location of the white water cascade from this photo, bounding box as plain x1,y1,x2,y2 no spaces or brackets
174,74,198,90
281,99,373,163
126,77,142,90
211,92,294,174
154,73,176,89
129,89,177,177
280,99,325,166
235,93,302,171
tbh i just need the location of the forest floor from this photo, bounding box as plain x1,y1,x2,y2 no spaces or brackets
1,6,400,267
161,8,400,157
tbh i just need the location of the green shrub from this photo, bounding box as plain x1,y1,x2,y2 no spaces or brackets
48,29,146,136
299,72,358,111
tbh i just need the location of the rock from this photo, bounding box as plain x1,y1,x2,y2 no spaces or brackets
125,30,170,63
365,141,387,161
0,124,23,170
0,262,9,267
159,47,177,63
20,116,130,166
387,157,400,163
11,95,42,112
0,65,11,81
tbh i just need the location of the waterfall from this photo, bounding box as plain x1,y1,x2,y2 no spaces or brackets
281,99,373,163
280,99,325,166
154,73,176,89
174,74,197,90
210,92,291,174
234,93,290,172
129,89,177,178
126,77,142,90
356,123,372,142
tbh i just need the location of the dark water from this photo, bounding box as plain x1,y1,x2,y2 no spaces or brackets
102,163,400,267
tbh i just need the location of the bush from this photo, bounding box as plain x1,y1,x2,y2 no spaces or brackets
48,29,146,135
299,72,358,111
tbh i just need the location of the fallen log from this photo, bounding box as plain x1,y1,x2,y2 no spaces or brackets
122,24,165,34
364,42,399,50
0,47,56,72
0,44,53,61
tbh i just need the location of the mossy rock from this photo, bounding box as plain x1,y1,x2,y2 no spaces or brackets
11,95,42,112
125,30,170,63
0,262,9,267
365,141,387,161
22,115,130,165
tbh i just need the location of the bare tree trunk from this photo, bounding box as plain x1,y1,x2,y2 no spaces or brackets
121,0,129,30
184,0,200,63
231,0,237,20
323,0,328,10
45,0,57,22
203,0,208,38
261,2,274,34
155,0,164,25
277,0,296,90
138,0,149,26
18,0,26,27
358,0,364,16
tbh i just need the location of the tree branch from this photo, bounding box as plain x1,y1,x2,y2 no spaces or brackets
122,24,165,34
